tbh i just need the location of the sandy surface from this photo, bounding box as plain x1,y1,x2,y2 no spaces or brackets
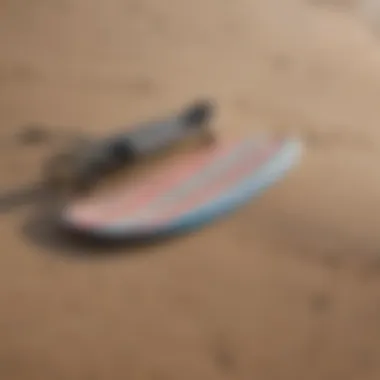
2,0,380,379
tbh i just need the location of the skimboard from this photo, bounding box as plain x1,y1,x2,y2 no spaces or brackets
61,135,302,239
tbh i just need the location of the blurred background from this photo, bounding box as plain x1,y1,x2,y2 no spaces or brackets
2,0,380,379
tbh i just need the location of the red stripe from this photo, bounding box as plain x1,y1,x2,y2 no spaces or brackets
69,141,241,225
148,141,282,226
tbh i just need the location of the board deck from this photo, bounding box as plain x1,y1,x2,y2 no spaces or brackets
61,135,302,239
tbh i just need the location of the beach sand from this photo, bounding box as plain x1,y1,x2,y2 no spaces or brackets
2,0,380,379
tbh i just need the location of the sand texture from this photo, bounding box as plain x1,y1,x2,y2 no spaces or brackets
2,0,380,379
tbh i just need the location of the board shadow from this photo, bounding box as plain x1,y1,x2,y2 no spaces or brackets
0,184,45,214
20,204,188,259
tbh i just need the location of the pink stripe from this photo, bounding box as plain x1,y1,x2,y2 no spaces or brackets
148,141,282,226
70,141,241,225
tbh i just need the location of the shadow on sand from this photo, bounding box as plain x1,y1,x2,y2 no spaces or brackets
0,182,191,259
20,202,186,259
0,184,45,214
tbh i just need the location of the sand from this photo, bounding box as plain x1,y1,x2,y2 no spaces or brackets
2,0,380,379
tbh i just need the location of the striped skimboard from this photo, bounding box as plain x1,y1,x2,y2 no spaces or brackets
61,135,302,239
